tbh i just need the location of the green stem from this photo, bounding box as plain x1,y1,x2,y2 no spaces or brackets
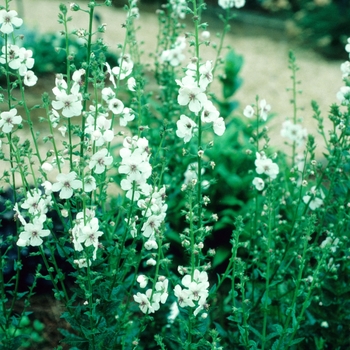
80,2,95,160
261,202,273,350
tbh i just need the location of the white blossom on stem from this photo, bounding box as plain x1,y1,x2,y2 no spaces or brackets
252,177,265,191
176,115,197,143
17,217,50,247
0,10,23,34
255,152,279,180
0,108,22,133
51,171,82,199
89,148,113,174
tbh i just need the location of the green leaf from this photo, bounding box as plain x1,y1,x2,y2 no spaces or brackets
214,322,228,338
289,337,305,346
261,291,272,306
212,247,231,267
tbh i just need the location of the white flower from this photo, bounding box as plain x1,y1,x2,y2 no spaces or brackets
170,0,187,19
155,278,169,304
120,177,151,201
177,80,207,114
89,148,113,174
174,285,195,308
144,238,158,250
79,217,103,260
340,61,350,78
303,186,325,210
201,31,210,40
0,108,22,133
73,258,91,268
89,115,114,146
137,275,149,288
199,60,213,90
23,70,38,86
18,48,35,76
119,148,151,180
320,236,339,253
108,98,124,114
52,171,82,199
13,203,26,226
133,289,160,314
71,68,85,94
0,44,21,70
184,162,205,185
101,86,115,101
218,0,245,9
234,0,246,8
17,217,50,247
243,105,254,118
259,99,271,121
133,292,152,314
0,10,23,34
40,182,52,197
201,100,219,123
58,126,67,137
52,91,83,118
146,258,157,266
252,177,264,191
336,86,350,104
50,109,60,128
345,38,350,54
112,56,133,80
176,115,197,143
213,117,225,136
281,120,308,147
120,107,135,127
127,77,136,91
83,175,96,192
255,152,279,180
160,37,186,67
141,214,164,238
105,62,116,88
21,189,50,215
168,301,180,324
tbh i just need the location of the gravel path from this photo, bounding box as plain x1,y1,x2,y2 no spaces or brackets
17,0,345,152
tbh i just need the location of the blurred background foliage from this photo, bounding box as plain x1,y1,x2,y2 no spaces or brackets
112,0,350,60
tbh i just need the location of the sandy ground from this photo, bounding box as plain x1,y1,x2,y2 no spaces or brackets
9,1,346,152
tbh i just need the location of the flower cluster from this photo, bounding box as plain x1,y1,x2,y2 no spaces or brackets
52,72,83,118
71,209,103,260
253,151,279,191
218,0,246,10
15,188,53,247
303,186,325,211
337,37,350,103
101,87,135,127
119,136,152,202
175,60,225,142
139,185,167,245
170,0,187,19
280,120,308,147
0,44,38,86
134,276,169,314
174,269,209,317
243,99,271,121
106,54,134,87
160,36,186,67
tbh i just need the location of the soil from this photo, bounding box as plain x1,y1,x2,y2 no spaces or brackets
2,1,346,348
